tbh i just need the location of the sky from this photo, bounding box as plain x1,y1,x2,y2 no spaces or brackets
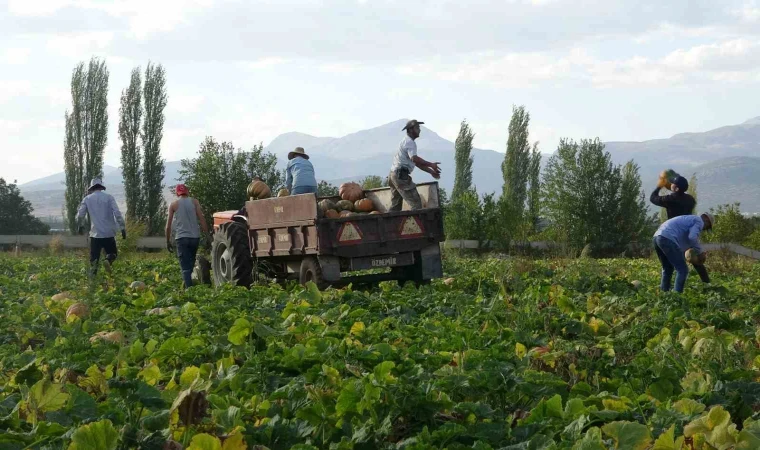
1,0,760,185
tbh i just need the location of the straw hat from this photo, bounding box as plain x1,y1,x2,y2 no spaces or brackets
288,147,309,160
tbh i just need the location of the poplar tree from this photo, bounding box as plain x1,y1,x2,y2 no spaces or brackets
141,62,168,235
119,67,143,222
451,119,474,200
63,57,109,232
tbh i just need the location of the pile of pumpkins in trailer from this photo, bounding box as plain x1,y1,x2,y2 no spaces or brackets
318,182,380,218
245,179,381,217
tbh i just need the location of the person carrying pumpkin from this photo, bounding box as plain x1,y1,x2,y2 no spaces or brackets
650,174,710,283
388,119,441,211
165,184,209,289
653,213,713,293
286,147,318,195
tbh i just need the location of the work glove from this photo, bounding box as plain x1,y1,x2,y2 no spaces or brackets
166,240,174,254
121,229,127,240
205,232,213,250
78,226,85,235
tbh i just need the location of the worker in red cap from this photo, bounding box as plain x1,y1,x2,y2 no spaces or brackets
165,184,209,288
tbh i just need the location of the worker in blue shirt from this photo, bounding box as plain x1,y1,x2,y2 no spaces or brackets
76,178,126,275
286,147,317,195
653,213,714,293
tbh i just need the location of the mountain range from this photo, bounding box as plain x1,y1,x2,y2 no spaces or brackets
19,117,760,220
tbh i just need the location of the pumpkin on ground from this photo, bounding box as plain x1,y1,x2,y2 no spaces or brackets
277,188,290,197
354,198,374,213
324,209,340,219
66,303,89,321
339,210,353,218
339,182,364,202
247,180,271,200
335,200,354,212
130,281,146,291
51,292,71,302
90,331,125,344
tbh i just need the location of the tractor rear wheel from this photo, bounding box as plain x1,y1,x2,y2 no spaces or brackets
211,222,253,288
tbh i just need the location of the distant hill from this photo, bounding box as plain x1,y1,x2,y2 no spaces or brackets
605,117,760,185
267,119,507,194
691,156,760,214
18,117,760,219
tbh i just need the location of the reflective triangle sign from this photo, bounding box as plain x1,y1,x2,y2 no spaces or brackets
337,222,363,243
399,216,424,237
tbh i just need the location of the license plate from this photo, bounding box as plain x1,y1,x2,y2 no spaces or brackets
371,256,398,267
349,252,414,271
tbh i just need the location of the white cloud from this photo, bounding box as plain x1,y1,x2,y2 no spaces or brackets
397,39,760,89
161,127,207,161
7,0,72,16
317,62,361,74
3,47,31,64
240,58,290,70
0,119,33,134
9,0,215,38
733,1,760,22
91,0,216,39
167,94,205,115
0,80,33,104
45,32,114,58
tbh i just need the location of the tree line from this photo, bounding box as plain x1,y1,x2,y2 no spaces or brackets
444,106,651,254
59,57,167,235
4,56,759,252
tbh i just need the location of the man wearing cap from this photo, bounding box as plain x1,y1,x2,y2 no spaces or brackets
650,175,710,283
76,178,126,275
165,184,209,289
286,147,317,195
653,212,714,293
388,119,441,211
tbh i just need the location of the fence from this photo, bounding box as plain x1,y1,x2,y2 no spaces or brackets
443,239,760,260
0,235,165,250
2,236,759,260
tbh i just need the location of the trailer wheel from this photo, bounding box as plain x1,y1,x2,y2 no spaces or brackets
211,222,253,288
299,257,327,289
192,255,211,285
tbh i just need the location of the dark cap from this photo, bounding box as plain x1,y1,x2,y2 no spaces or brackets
402,119,424,131
673,176,688,192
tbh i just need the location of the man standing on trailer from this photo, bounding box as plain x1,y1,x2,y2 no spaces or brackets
165,184,209,289
76,178,126,276
388,119,442,211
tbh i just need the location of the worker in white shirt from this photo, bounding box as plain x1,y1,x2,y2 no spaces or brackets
388,119,441,211
76,178,126,275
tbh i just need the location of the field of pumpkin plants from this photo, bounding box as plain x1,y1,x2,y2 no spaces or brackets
2,252,760,449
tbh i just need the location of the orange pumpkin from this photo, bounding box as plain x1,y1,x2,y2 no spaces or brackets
325,209,340,219
277,188,290,197
339,210,353,218
354,198,374,213
247,180,271,200
339,182,364,202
